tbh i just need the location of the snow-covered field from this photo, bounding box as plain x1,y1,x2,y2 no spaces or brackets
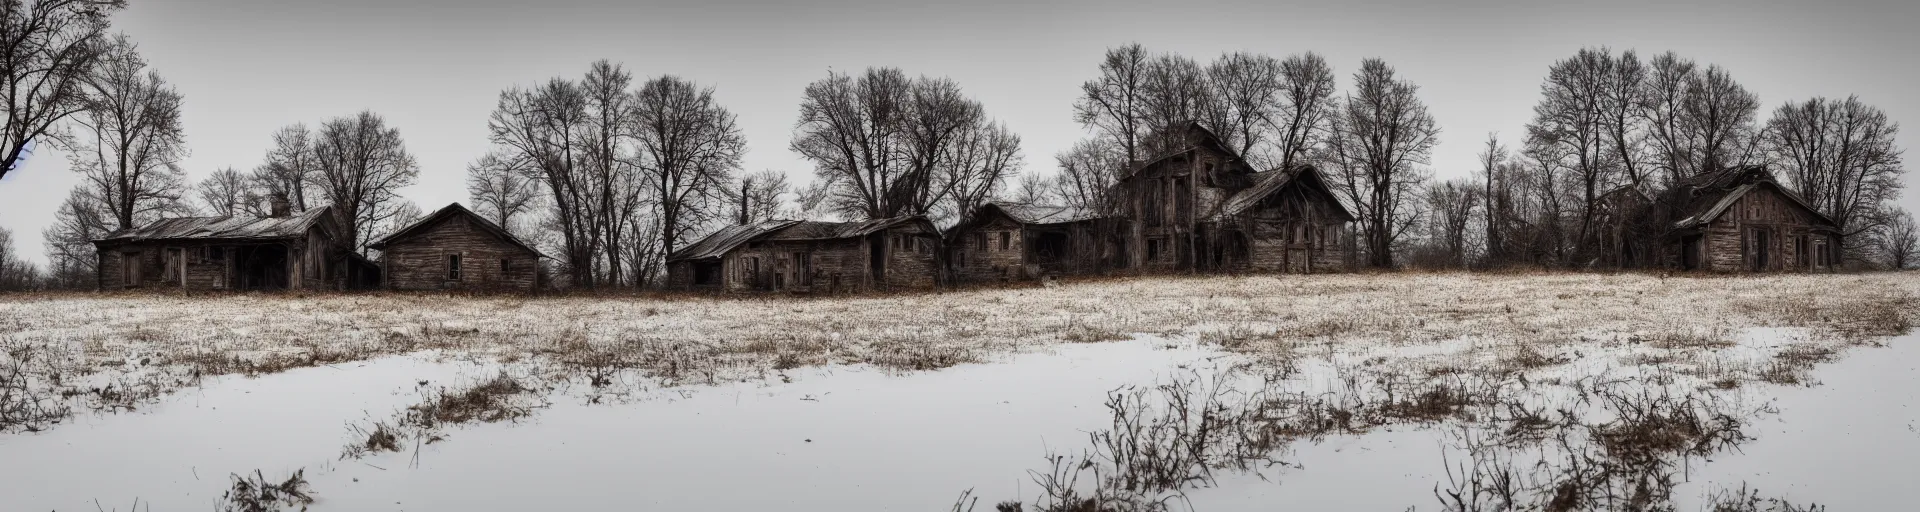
2,272,1917,510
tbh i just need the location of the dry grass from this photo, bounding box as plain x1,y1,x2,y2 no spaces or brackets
3,271,1916,433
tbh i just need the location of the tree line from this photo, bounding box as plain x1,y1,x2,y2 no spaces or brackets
0,3,1907,291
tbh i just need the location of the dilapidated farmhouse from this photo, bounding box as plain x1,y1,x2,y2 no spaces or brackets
666,216,940,293
946,122,1356,284
91,202,377,291
367,203,545,291
1662,165,1841,272
1119,122,1356,273
946,202,1111,282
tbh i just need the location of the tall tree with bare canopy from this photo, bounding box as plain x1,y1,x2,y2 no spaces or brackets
1074,43,1151,164
63,35,187,231
1763,95,1906,259
489,79,593,286
792,67,1020,223
0,0,125,182
309,111,419,254
632,74,745,260
465,150,541,237
1325,58,1439,268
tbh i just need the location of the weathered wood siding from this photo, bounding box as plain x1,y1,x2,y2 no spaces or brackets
1697,186,1836,272
951,216,1028,282
381,214,539,291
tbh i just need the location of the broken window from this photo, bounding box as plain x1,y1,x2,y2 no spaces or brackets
447,254,463,280
999,231,1011,251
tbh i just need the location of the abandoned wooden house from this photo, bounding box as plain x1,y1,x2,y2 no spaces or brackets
946,202,1111,282
367,203,545,291
1663,165,1841,272
665,216,941,293
1117,122,1357,273
91,201,378,291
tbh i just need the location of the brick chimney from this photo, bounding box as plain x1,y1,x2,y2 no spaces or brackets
269,192,291,218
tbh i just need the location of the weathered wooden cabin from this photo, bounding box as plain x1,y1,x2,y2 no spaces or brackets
1665,166,1840,272
367,203,545,291
1117,122,1356,273
947,202,1112,282
665,216,941,293
91,203,377,291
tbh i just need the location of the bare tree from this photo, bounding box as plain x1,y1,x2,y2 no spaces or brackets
1478,133,1509,264
489,79,595,287
1273,52,1339,172
1640,52,1760,183
0,225,38,291
63,35,187,230
931,120,1022,224
1139,53,1210,156
0,0,125,181
632,74,744,261
1875,208,1919,269
579,61,638,285
1325,58,1440,268
792,67,1015,223
1006,171,1053,205
254,123,319,211
1417,178,1480,268
1050,138,1124,214
1764,95,1905,256
1200,52,1283,166
465,150,541,237
732,169,790,224
195,166,251,217
309,110,418,254
41,186,105,288
1074,43,1151,164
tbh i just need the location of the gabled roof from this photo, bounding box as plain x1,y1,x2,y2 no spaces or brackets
1671,166,1837,230
983,202,1100,225
1210,165,1356,222
666,219,801,263
367,203,545,257
93,206,333,246
1122,121,1245,181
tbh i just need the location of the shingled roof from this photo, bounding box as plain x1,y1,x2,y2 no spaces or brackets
366,202,546,257
93,207,333,246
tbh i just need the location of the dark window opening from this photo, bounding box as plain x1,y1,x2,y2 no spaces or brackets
447,254,463,280
999,232,1011,251
692,261,721,285
501,258,511,273
1147,238,1162,262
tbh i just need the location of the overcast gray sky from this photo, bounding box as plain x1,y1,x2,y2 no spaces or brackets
2,0,1915,265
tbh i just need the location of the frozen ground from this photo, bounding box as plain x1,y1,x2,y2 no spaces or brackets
2,272,1917,510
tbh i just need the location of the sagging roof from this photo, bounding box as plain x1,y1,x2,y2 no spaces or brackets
367,203,547,258
1121,121,1245,181
93,207,332,246
1671,166,1836,230
1210,165,1356,222
667,216,934,263
984,202,1100,225
666,219,801,263
766,216,932,241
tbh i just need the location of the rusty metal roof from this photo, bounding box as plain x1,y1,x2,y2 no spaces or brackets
767,216,931,241
667,216,933,262
987,202,1100,225
93,207,332,245
666,219,801,262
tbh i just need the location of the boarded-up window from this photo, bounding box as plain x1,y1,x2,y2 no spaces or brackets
975,233,987,251
447,254,463,280
999,232,1011,251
